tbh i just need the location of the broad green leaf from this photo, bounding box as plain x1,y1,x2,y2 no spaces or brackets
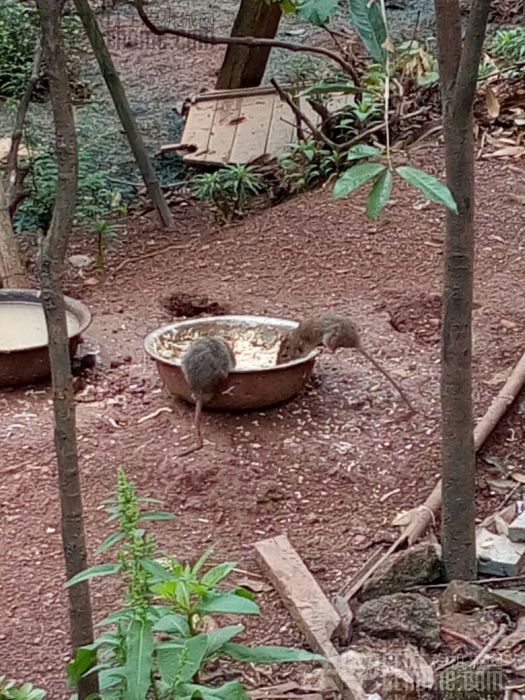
152,613,191,637
66,563,121,587
191,548,213,576
158,635,208,685
333,162,386,199
201,562,236,588
96,608,132,627
203,625,244,658
137,511,175,522
196,592,260,615
395,166,458,213
140,557,173,581
180,681,249,699
280,0,297,11
231,587,255,601
95,531,124,555
99,667,125,691
157,645,184,686
136,496,163,505
66,647,97,687
296,0,338,25
346,144,382,161
301,81,360,96
223,643,324,664
348,0,386,64
366,169,393,219
124,619,153,700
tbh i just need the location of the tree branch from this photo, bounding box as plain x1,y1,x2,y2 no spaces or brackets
270,79,339,149
132,0,358,79
434,0,462,96
4,42,42,200
453,0,492,117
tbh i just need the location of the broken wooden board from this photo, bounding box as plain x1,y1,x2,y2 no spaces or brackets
254,534,366,700
178,85,354,166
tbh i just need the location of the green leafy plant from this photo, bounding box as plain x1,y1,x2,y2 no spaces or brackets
66,468,322,699
0,0,83,98
191,165,264,223
333,147,457,218
277,140,346,193
0,677,46,700
16,113,125,233
489,27,525,65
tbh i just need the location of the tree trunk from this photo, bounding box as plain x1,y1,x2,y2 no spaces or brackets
35,1,97,697
434,0,491,580
73,0,174,229
216,0,282,89
0,185,28,288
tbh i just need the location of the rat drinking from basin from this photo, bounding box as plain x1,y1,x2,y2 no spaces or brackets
178,337,236,457
277,310,415,414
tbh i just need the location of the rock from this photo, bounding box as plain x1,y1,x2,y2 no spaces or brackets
356,592,440,650
436,662,503,700
509,512,525,542
476,527,525,577
440,580,493,614
361,543,443,601
441,611,498,653
328,643,434,700
68,254,93,269
490,589,525,616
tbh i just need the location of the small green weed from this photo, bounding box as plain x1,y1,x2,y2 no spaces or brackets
0,676,46,700
191,164,264,223
489,27,525,65
66,468,322,699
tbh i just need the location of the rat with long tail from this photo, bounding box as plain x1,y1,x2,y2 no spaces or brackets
178,337,236,457
277,310,415,415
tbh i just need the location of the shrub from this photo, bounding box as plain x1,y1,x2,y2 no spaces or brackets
66,468,323,698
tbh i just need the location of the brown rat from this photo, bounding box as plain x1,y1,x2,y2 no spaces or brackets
277,311,415,414
179,337,236,456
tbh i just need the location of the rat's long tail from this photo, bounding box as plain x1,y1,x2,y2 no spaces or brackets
178,399,204,457
359,347,415,415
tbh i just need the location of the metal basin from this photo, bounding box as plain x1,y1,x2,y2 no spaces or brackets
0,289,92,387
144,315,319,411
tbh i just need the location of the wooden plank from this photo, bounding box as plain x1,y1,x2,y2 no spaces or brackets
325,93,354,113
205,97,244,165
180,100,216,163
265,96,296,155
230,94,274,163
254,535,366,700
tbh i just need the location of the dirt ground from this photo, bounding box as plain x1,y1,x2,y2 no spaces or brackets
2,149,525,695
2,4,525,696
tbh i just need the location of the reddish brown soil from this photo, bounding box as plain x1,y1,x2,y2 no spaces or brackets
2,149,525,695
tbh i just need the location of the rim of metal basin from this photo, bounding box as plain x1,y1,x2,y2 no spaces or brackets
0,288,92,353
143,314,319,374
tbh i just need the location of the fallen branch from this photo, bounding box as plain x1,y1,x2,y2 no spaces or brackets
133,0,358,79
137,406,173,424
111,242,192,274
342,350,525,601
441,626,484,651
401,349,525,547
471,624,508,668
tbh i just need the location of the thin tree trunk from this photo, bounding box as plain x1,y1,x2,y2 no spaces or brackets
0,185,28,288
35,1,97,697
216,0,282,89
434,0,491,580
73,0,174,229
